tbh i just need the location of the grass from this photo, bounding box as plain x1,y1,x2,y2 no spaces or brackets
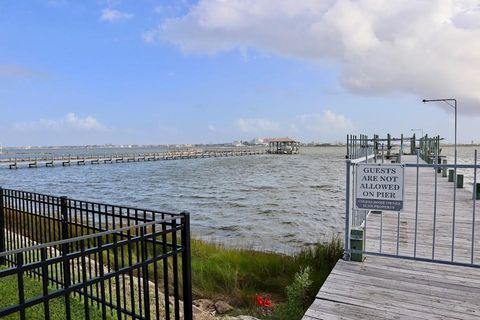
0,266,113,320
190,237,342,312
2,209,343,318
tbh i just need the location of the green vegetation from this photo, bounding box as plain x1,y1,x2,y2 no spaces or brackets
190,237,342,313
2,209,342,319
0,266,112,320
271,267,313,319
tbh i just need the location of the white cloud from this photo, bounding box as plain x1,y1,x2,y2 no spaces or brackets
150,0,480,113
99,8,133,22
208,124,216,132
299,110,353,133
236,118,280,133
14,113,106,132
153,1,190,16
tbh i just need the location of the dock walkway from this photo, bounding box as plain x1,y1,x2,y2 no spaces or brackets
304,155,480,319
0,148,266,169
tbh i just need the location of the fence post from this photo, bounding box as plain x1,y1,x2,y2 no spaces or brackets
346,135,349,159
0,187,5,265
181,211,193,320
60,196,69,241
60,196,72,320
344,160,351,261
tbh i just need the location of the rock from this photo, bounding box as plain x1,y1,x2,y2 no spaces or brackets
193,312,216,320
214,300,234,314
193,299,216,313
226,316,261,320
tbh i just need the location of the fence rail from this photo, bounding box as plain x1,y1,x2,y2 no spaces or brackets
344,149,480,268
346,133,443,163
0,188,192,320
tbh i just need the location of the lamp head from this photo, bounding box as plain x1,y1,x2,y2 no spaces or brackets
422,99,427,103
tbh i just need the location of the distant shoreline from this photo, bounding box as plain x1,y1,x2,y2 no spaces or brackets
3,143,479,150
2,144,346,149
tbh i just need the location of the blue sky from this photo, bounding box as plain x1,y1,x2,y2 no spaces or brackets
1,0,480,146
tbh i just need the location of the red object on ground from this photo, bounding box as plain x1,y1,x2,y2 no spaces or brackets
255,294,273,308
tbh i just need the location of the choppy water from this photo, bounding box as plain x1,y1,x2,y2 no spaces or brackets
0,145,478,253
442,146,480,190
0,147,345,252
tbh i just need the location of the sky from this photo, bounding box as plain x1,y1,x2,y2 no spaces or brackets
1,0,480,146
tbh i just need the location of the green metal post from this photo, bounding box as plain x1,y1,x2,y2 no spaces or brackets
448,169,455,182
457,174,464,188
350,228,364,262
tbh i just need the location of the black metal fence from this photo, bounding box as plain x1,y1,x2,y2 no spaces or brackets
0,187,192,320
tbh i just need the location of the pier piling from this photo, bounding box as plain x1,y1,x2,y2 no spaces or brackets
456,174,464,188
448,169,454,182
0,148,267,170
442,160,447,177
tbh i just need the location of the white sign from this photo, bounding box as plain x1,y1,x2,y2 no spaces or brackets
355,164,404,211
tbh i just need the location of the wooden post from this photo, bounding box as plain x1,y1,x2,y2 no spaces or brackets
423,134,430,163
411,134,416,155
448,169,455,182
456,174,464,188
400,134,404,153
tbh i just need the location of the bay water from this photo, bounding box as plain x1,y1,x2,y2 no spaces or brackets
0,145,478,253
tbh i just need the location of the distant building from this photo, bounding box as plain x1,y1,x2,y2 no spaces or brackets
249,138,269,145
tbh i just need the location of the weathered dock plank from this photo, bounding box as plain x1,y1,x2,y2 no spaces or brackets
304,154,480,319
305,256,480,320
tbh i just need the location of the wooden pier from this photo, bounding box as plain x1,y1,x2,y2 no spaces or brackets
304,154,480,319
0,148,266,169
304,255,480,319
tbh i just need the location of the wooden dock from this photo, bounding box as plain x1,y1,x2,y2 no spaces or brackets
304,155,480,319
0,148,266,169
304,256,480,319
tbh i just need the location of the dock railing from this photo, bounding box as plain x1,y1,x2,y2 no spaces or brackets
346,133,443,162
344,140,480,268
0,147,267,169
346,134,375,160
0,187,193,320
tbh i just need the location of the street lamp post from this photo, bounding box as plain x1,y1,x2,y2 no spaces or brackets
422,98,457,261
422,98,457,166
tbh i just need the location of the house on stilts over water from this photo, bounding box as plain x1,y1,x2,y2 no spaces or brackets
266,137,300,154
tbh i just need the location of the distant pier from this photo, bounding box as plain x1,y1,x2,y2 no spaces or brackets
0,148,266,169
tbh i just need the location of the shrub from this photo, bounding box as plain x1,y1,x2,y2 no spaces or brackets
271,267,313,320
